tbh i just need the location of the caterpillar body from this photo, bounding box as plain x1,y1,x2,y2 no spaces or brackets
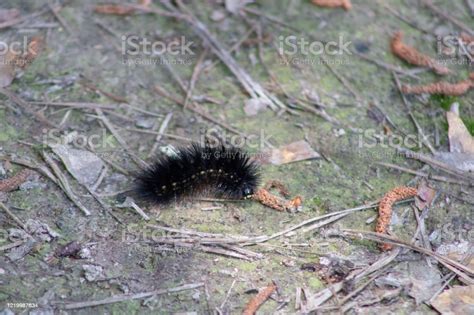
135,144,260,205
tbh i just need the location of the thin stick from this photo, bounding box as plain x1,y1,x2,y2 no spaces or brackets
0,88,57,128
153,85,248,138
29,101,116,110
0,240,24,251
41,151,91,216
421,0,474,35
342,229,474,282
94,109,148,169
377,162,471,186
399,148,474,181
219,279,236,311
148,112,173,158
171,0,287,112
60,283,204,310
47,1,74,36
122,127,191,143
0,201,27,230
184,48,208,109
392,72,436,154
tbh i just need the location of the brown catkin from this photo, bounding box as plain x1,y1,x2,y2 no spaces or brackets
242,282,277,315
0,169,32,192
391,31,450,75
252,188,302,212
311,0,352,10
401,75,474,96
375,186,418,251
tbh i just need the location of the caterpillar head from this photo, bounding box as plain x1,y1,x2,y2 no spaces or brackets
241,184,255,199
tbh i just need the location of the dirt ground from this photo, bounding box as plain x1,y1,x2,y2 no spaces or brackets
0,0,473,314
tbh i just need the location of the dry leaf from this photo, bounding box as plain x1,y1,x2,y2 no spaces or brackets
0,50,19,87
447,103,474,154
415,181,436,210
0,8,20,23
432,285,474,315
262,140,320,165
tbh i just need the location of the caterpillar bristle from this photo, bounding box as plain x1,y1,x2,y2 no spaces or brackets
135,144,260,205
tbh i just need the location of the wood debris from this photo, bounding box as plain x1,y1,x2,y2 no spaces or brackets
391,31,450,75
375,186,418,251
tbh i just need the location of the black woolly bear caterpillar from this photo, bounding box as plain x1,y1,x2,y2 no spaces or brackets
135,144,260,205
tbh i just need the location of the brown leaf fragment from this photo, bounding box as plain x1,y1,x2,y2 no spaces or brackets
0,50,18,87
0,9,20,23
311,0,352,10
391,31,450,75
262,140,320,165
19,36,44,69
242,282,277,315
432,285,474,315
414,181,436,210
0,169,32,192
447,103,474,154
460,32,474,45
375,186,418,251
